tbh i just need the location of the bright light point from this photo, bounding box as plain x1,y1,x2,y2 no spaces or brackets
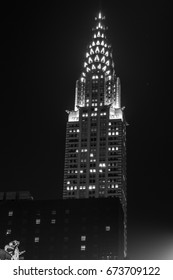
99,12,102,19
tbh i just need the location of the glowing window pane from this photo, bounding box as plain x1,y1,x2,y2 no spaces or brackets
8,211,13,217
84,62,87,67
95,46,100,53
51,219,56,224
106,60,110,66
92,64,96,70
94,55,99,62
86,67,90,72
90,49,94,55
105,226,110,231
101,47,105,54
105,51,109,56
101,41,104,46
88,57,93,64
94,34,96,38
92,41,95,46
102,34,104,38
36,219,41,225
96,40,100,45
6,229,11,235
86,52,89,58
81,245,86,251
101,56,105,63
34,237,39,243
97,31,100,37
102,66,107,72
97,64,101,69
106,70,110,76
81,235,86,241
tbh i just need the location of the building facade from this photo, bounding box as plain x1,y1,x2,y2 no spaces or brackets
0,198,124,260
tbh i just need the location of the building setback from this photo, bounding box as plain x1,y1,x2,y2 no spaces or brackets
0,197,124,260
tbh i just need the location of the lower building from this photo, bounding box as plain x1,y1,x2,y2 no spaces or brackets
0,197,124,259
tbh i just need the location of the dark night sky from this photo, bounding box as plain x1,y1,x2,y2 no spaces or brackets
1,1,173,258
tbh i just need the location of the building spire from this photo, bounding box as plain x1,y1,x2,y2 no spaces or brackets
81,12,114,78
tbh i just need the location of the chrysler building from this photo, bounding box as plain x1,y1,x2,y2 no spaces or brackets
63,12,127,214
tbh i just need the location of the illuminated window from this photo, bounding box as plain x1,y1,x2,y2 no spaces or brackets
34,237,39,243
101,56,105,63
106,70,110,76
88,57,93,64
95,46,100,53
81,235,86,241
8,211,13,217
96,40,100,45
6,229,11,235
86,52,89,58
92,41,95,46
105,51,109,56
116,147,118,151
116,132,119,135
105,226,110,231
94,55,99,62
101,40,104,46
90,48,94,55
101,47,105,54
81,245,86,251
36,219,41,225
51,219,56,224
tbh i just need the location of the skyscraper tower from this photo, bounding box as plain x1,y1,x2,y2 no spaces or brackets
63,12,126,209
63,13,127,257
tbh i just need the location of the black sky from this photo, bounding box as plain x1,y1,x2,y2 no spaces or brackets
1,1,173,258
